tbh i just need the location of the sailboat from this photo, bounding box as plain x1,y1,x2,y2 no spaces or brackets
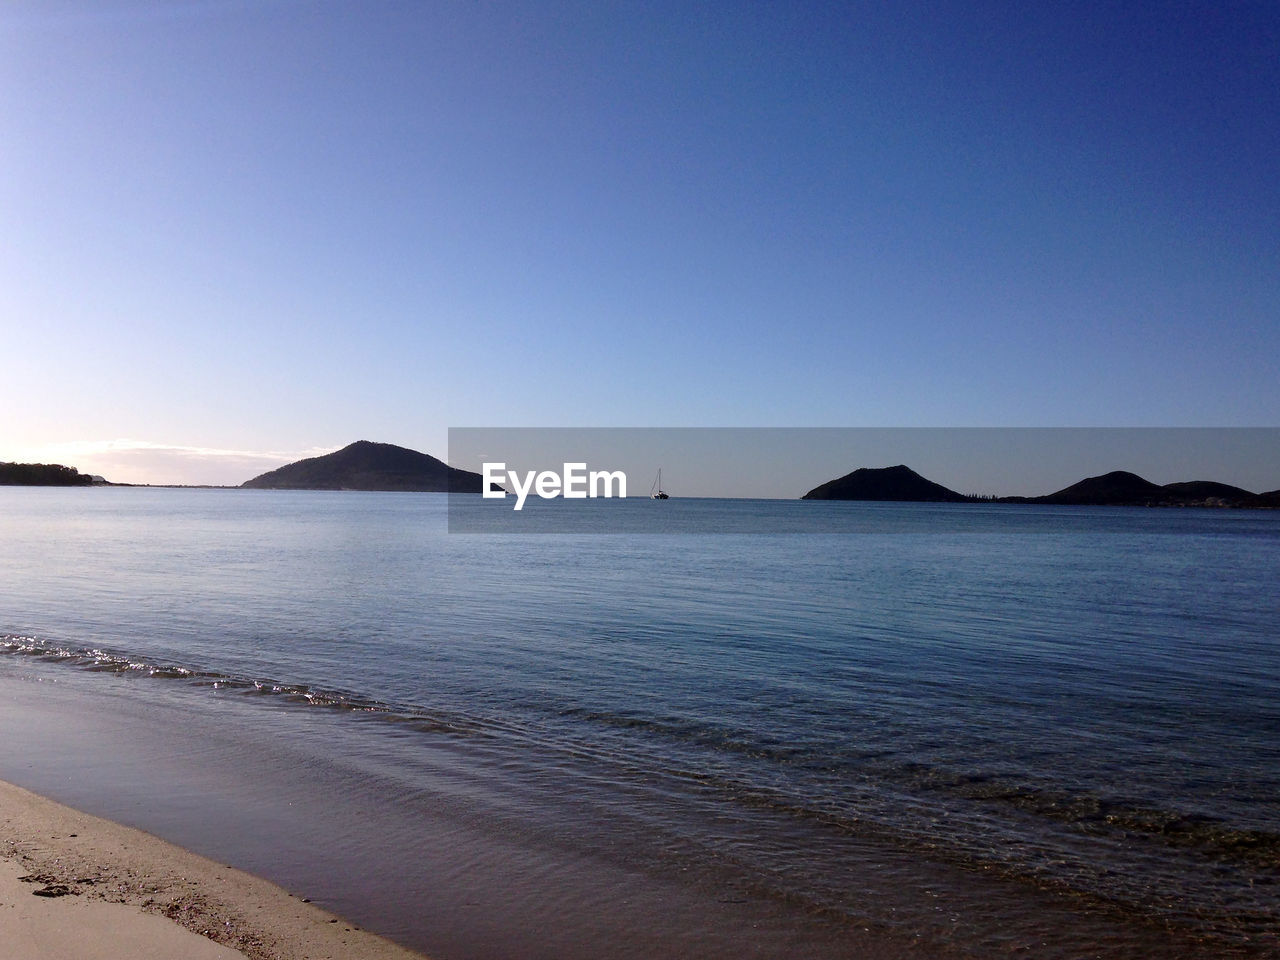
650,468,669,500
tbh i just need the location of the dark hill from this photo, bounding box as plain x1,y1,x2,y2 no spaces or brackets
799,465,1277,508
1162,480,1256,501
241,441,486,492
802,465,970,502
1255,489,1280,508
1033,470,1166,506
0,461,93,486
1030,472,1272,507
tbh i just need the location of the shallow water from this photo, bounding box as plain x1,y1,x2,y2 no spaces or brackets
1,488,1277,958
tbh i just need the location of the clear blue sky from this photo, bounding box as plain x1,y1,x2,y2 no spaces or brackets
2,1,1277,484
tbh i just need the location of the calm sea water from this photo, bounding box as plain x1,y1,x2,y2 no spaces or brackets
1,488,1277,959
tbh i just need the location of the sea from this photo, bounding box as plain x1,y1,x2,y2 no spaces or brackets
0,487,1277,960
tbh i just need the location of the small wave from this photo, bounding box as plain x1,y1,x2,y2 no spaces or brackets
0,634,483,735
907,772,1280,866
4,633,1276,886
554,698,1280,869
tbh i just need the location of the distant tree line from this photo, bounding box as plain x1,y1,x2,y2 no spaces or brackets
0,462,94,486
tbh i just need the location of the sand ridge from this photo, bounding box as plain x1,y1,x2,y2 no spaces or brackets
0,779,430,960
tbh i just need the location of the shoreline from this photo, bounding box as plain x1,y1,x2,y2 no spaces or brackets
0,779,429,960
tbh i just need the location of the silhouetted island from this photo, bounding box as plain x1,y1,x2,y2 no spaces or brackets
241,441,487,492
0,461,95,486
1032,470,1167,505
802,466,1276,508
1026,470,1274,507
802,465,969,502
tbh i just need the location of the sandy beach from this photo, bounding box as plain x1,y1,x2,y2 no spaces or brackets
0,779,428,960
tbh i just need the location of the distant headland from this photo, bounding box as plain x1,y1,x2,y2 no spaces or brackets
802,465,1280,508
0,462,99,486
241,440,487,492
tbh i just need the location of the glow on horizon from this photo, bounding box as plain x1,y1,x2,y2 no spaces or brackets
0,440,339,487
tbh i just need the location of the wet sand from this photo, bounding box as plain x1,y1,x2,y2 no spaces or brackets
0,779,428,960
